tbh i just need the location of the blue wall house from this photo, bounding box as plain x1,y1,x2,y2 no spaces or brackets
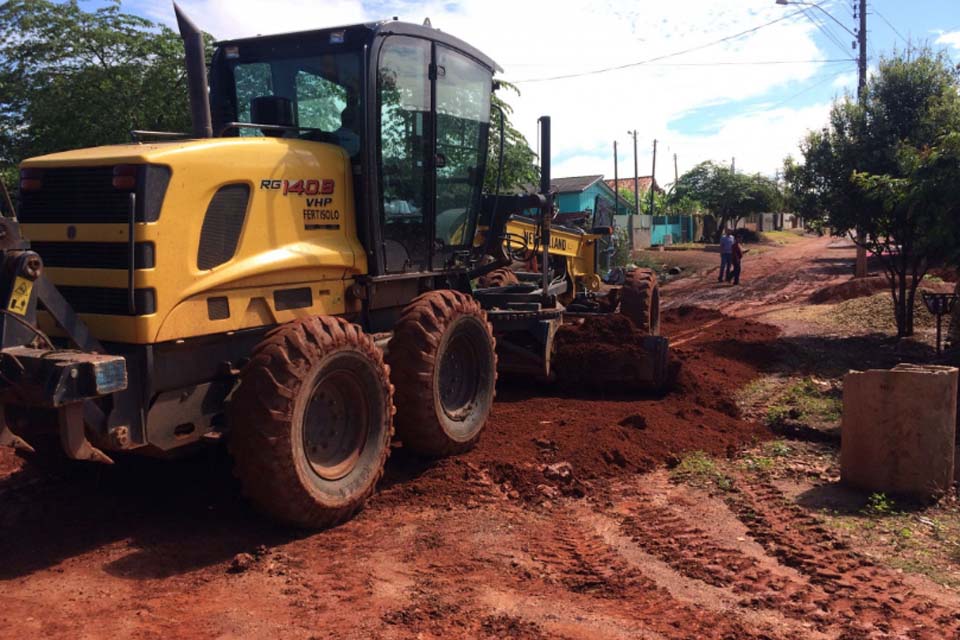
550,175,622,217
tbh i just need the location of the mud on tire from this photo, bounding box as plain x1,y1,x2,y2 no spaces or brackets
386,290,497,457
620,268,661,335
228,316,394,529
477,267,519,289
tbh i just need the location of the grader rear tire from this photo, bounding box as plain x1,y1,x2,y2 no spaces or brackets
228,316,394,529
386,290,497,457
477,268,519,288
620,268,661,335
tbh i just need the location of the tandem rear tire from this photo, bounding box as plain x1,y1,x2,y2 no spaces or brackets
228,316,394,529
620,268,661,335
386,290,497,457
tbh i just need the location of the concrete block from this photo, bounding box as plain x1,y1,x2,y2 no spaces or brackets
841,363,958,501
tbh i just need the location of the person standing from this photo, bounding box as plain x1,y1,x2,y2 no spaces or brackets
718,228,734,282
727,236,748,285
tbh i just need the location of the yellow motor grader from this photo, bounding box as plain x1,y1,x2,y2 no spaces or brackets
0,5,666,527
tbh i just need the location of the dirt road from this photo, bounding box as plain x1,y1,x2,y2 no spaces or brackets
662,234,859,318
2,235,958,639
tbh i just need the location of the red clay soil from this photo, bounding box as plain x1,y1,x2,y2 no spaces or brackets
379,307,776,507
5,236,960,639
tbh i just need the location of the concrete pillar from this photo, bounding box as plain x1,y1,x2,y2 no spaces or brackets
841,364,958,501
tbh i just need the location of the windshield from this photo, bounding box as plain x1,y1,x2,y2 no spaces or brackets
222,50,363,156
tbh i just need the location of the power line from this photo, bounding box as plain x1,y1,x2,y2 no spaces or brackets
800,7,852,57
510,5,814,83
504,58,852,68
872,8,909,46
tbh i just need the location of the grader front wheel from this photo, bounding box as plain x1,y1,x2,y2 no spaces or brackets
228,316,394,529
387,290,497,457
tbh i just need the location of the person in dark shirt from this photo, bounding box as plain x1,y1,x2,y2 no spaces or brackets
718,229,734,282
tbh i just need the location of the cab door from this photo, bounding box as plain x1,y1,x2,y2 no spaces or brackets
432,45,492,270
378,36,432,273
377,37,492,274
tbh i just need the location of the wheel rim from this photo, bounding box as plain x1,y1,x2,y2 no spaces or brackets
302,360,369,481
438,319,487,425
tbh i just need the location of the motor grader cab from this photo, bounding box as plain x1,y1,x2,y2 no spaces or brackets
0,6,666,528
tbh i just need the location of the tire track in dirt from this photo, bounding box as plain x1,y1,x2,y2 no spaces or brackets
507,511,786,640
727,479,960,639
569,502,828,640
613,490,836,629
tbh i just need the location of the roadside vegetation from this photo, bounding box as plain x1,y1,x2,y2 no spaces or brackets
784,48,960,338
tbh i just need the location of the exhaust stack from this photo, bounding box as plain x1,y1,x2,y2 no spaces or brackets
174,2,213,138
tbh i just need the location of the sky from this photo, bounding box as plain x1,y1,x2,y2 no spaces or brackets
118,0,958,186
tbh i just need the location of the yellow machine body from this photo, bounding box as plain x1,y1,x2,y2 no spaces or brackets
493,216,605,293
21,137,364,344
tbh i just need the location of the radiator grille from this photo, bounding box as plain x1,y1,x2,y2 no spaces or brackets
19,165,170,223
197,184,250,270
31,242,155,269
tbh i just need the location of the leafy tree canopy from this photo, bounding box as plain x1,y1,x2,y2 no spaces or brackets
485,82,539,194
784,48,960,336
669,161,780,239
0,1,536,203
0,0,201,177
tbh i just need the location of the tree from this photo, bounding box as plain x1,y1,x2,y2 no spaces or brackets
786,49,960,337
484,82,538,194
0,0,203,195
669,161,780,240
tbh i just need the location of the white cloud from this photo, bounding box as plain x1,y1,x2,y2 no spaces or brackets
143,0,841,178
935,30,960,50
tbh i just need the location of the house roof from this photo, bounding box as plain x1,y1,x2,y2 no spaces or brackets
604,176,663,195
550,175,604,194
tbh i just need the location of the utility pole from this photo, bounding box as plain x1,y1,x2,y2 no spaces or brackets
627,130,640,251
731,157,736,173
673,153,679,185
854,0,868,277
615,140,630,250
857,0,867,99
649,139,658,219
775,0,868,275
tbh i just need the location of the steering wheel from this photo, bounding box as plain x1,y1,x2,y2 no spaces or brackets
502,232,535,262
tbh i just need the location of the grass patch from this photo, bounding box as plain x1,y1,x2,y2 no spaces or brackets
671,451,734,491
764,377,841,430
760,230,805,245
862,492,897,517
773,292,938,335
820,505,960,588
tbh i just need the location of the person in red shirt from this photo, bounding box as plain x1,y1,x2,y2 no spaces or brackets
726,236,748,285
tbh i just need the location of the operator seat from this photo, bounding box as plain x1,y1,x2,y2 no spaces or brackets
250,95,294,137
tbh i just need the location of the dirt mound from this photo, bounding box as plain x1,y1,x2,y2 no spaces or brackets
808,276,888,304
552,314,661,390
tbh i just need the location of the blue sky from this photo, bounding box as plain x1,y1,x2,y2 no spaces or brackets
108,0,959,182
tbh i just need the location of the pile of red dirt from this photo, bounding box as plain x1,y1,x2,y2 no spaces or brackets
552,314,663,390
378,307,779,508
808,276,888,304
